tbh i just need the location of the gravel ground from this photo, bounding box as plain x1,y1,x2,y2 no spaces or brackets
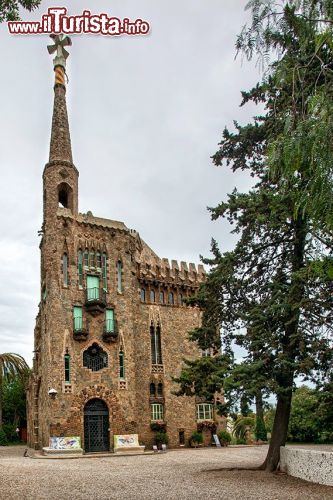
0,445,332,500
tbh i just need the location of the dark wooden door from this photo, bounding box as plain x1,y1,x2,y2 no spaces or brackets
84,399,109,452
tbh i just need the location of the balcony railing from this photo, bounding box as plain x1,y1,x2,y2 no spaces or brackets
102,318,118,342
73,317,88,341
85,287,107,315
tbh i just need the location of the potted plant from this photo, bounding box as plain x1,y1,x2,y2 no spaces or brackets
155,432,169,449
190,431,203,448
218,430,232,447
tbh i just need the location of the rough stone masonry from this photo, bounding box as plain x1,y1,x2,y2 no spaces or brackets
27,37,224,452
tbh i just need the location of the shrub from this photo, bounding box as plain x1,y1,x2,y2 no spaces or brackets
2,423,19,443
190,431,203,446
255,417,267,441
236,438,246,445
0,428,9,446
155,432,169,446
218,430,232,447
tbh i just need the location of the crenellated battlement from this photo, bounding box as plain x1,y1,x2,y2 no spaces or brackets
137,257,206,289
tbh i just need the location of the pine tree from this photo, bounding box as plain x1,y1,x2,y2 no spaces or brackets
176,1,333,472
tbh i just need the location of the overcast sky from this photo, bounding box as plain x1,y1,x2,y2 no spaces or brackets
0,1,261,365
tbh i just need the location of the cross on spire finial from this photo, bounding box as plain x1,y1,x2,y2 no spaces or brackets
47,34,72,70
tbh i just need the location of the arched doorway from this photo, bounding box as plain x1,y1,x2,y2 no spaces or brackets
84,398,109,452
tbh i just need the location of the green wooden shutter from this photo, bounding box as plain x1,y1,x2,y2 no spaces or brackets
105,308,114,332
73,306,82,331
87,275,99,301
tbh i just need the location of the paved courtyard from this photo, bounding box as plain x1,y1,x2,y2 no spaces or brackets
0,445,332,500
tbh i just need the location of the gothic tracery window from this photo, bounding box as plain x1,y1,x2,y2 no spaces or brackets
83,343,108,372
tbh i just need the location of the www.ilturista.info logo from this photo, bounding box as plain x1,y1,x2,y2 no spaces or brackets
8,7,150,36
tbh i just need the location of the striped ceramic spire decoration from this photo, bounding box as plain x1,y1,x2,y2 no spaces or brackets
47,34,72,87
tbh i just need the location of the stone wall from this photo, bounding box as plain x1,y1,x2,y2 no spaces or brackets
280,446,333,486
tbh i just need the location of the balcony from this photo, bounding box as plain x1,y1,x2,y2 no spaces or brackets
102,318,118,343
85,287,107,315
73,317,88,341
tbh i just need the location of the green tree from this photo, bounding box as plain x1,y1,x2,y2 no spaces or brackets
288,386,319,442
0,0,41,23
0,353,29,427
176,0,333,472
2,373,29,427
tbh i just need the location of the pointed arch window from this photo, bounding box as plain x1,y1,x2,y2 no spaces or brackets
96,252,102,270
63,253,68,287
102,253,107,290
150,322,162,365
140,288,146,302
119,350,125,379
150,382,156,396
84,249,89,269
117,260,123,293
168,292,174,305
157,383,163,397
159,291,164,304
150,290,155,303
78,250,83,288
64,353,70,383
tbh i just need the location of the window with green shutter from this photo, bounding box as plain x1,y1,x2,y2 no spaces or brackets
105,308,114,333
86,275,100,301
73,306,83,331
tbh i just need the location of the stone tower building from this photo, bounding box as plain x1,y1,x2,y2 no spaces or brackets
27,38,217,452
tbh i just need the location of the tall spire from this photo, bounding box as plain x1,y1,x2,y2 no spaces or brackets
47,34,73,165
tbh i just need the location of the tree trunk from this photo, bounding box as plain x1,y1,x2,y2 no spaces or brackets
259,384,292,471
255,388,267,441
255,389,264,421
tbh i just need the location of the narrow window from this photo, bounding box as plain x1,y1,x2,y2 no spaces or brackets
168,292,174,305
63,253,68,287
151,403,164,421
150,382,156,397
178,293,183,306
179,431,185,446
96,252,102,269
117,260,123,293
78,250,83,288
119,351,125,379
102,253,107,290
105,308,114,333
157,383,163,397
150,323,162,365
64,353,70,383
84,249,89,268
159,291,164,304
150,290,155,303
140,288,146,302
73,306,83,331
89,251,95,268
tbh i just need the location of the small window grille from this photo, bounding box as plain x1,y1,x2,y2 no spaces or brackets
83,343,108,372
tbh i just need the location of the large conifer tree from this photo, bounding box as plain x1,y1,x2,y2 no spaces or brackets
176,0,333,472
